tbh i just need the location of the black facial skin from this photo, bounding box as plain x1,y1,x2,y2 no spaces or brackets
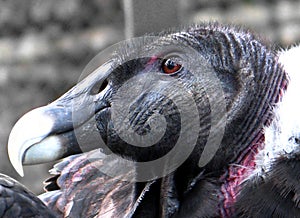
93,57,210,163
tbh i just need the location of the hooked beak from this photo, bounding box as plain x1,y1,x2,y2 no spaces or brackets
8,61,114,176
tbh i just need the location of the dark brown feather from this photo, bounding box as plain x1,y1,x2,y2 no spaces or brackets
40,149,154,218
0,174,55,218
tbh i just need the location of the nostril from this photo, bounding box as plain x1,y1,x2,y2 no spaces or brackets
90,79,109,95
99,79,109,92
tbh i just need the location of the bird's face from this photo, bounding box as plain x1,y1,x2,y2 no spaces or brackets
8,33,221,179
8,25,286,182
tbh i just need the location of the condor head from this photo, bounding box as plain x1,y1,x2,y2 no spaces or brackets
8,25,286,186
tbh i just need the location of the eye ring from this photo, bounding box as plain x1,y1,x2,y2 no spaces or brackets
161,58,183,75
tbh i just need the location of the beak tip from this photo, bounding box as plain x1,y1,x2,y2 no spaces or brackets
14,164,24,177
7,107,54,177
8,132,24,177
8,130,24,177
8,144,24,177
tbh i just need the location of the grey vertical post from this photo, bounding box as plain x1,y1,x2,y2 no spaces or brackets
123,0,179,38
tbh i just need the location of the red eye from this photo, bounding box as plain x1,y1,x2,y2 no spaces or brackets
162,59,182,75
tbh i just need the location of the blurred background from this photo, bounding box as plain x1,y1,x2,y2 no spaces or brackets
0,0,299,194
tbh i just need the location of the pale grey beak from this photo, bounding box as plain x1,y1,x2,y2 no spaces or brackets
8,61,114,176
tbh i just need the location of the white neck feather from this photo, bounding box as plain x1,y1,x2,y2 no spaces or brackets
253,45,300,177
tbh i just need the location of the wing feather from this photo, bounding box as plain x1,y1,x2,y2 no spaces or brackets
39,149,152,218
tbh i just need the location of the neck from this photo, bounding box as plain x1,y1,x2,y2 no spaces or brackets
219,47,292,216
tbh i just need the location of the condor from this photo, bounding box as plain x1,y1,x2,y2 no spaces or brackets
4,24,300,217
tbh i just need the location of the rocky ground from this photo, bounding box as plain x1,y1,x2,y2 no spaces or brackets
0,0,299,194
